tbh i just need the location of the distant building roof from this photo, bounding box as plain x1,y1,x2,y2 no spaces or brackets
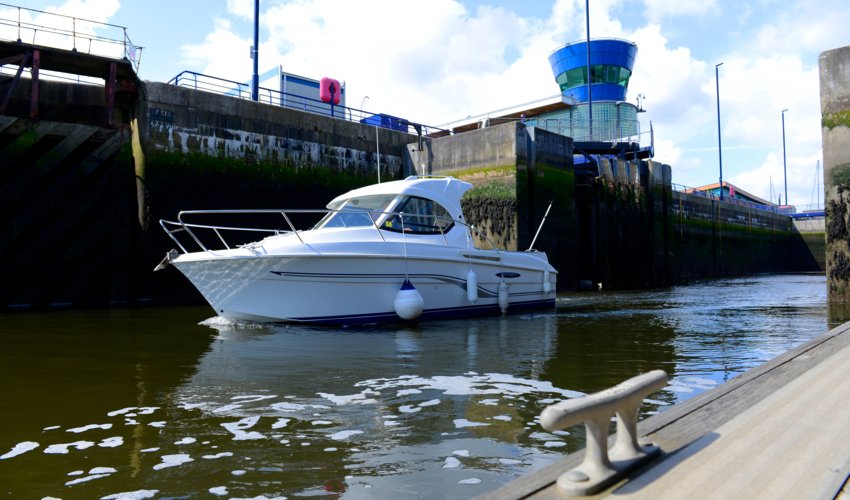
685,181,773,206
441,94,575,134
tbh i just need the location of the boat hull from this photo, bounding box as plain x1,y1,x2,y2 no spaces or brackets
173,251,556,324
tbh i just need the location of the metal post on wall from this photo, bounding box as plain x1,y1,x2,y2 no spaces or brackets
782,108,789,206
715,62,724,201
251,0,259,101
585,0,592,141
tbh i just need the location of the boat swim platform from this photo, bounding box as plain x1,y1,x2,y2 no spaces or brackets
482,320,850,499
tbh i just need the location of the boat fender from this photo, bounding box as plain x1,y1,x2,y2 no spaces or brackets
498,280,509,313
394,279,424,320
466,269,478,303
543,269,551,294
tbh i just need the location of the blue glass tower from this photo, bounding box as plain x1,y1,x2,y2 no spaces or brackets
548,39,638,103
531,39,640,143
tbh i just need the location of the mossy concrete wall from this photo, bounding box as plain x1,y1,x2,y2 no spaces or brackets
136,82,421,300
820,45,850,302
408,122,578,289
670,192,797,279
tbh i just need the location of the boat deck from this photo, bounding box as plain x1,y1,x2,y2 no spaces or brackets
482,320,850,499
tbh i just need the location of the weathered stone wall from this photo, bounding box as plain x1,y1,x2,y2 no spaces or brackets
820,45,850,301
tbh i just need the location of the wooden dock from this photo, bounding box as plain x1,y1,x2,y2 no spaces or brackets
483,320,850,499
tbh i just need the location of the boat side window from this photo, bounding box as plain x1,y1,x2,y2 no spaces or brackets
383,196,454,234
314,194,396,229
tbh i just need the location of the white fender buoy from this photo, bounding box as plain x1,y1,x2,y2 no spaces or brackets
498,280,509,313
543,269,551,294
394,279,424,320
466,269,478,303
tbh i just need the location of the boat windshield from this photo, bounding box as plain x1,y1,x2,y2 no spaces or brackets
313,194,397,229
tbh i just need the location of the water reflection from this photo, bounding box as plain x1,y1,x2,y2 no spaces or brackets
0,274,828,499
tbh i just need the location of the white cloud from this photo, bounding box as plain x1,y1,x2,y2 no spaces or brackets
642,0,718,23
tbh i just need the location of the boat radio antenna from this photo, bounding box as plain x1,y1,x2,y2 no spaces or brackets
527,201,553,251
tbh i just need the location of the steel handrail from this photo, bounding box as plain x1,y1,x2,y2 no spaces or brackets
159,207,502,255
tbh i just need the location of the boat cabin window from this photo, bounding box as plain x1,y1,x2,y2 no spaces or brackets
313,194,396,229
383,196,454,235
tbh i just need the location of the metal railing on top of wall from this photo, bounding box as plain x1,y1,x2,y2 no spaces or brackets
0,2,143,72
167,70,450,138
672,183,804,215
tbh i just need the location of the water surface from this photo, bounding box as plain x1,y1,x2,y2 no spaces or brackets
0,274,828,498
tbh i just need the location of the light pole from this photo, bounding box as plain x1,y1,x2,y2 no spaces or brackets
585,0,592,140
781,108,788,206
251,0,259,101
715,62,724,201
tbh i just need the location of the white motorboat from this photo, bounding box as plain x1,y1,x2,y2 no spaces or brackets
157,176,557,324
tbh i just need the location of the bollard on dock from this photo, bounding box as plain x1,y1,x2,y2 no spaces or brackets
540,369,669,496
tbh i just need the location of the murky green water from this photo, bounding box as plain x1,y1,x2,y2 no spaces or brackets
0,274,828,499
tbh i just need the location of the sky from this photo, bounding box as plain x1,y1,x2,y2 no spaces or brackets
5,0,850,209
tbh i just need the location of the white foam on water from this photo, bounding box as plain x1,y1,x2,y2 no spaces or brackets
221,416,265,441
0,441,39,460
270,402,307,412
397,389,422,396
453,419,489,429
101,489,159,499
544,441,566,448
98,437,123,448
65,473,110,486
453,450,470,457
152,454,193,470
43,425,60,431
231,469,246,476
174,437,196,445
356,372,584,399
202,452,233,459
552,430,569,436
529,432,555,441
399,405,421,414
301,442,311,446
499,458,522,465
68,470,84,476
442,456,461,468
324,447,338,452
419,399,441,407
311,420,333,426
90,467,117,474
124,419,139,425
384,420,400,426
459,478,481,485
318,391,379,406
231,395,277,402
271,418,291,429
67,423,112,434
329,430,363,441
209,486,228,496
212,403,244,414
107,407,137,417
492,415,512,421
44,441,95,454
479,399,499,406
148,422,166,428
140,447,159,453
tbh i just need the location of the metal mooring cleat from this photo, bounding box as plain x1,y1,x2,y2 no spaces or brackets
540,370,669,496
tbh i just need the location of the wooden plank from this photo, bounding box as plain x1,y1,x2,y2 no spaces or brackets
482,321,850,499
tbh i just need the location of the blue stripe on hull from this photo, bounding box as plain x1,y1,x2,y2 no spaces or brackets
285,298,556,326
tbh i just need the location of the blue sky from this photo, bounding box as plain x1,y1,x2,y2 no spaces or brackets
6,0,850,209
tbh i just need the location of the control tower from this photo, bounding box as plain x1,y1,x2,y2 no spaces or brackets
540,39,642,144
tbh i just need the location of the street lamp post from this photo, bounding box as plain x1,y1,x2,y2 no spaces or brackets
251,0,259,101
781,108,788,206
715,62,724,201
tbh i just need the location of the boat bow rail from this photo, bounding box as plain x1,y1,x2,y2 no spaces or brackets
158,208,504,256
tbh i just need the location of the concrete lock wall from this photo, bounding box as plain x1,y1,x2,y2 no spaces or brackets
0,72,825,308
136,82,421,301
820,45,850,302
